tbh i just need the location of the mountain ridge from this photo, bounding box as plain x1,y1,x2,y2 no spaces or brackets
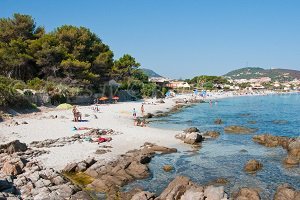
141,68,163,78
224,67,300,81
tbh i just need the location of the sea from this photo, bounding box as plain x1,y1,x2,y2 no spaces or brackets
123,93,300,199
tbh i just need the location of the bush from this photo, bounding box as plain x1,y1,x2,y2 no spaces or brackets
141,83,156,97
27,78,46,90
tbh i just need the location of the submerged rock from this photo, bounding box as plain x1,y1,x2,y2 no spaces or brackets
214,119,223,124
203,131,220,138
162,165,174,172
253,134,299,167
272,120,288,125
244,159,263,173
252,134,290,148
224,126,257,134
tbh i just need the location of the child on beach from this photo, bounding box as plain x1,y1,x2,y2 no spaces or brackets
141,104,145,116
133,108,137,118
72,106,82,122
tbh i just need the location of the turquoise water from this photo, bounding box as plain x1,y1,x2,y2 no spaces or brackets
124,94,300,199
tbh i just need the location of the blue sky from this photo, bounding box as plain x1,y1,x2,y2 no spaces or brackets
1,0,300,78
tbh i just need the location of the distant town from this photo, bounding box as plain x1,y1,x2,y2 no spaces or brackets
147,67,300,92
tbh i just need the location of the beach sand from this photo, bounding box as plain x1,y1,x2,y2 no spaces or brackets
0,96,188,170
0,91,287,170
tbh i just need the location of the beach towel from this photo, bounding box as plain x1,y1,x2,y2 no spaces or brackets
98,137,112,143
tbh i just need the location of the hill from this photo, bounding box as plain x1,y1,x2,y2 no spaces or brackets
224,67,300,81
141,68,162,78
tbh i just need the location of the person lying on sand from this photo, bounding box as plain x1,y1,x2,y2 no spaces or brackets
72,126,92,131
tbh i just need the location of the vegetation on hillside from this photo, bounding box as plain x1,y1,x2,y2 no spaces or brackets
188,75,229,90
224,67,300,81
0,13,160,108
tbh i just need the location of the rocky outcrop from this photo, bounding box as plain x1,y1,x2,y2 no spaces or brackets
63,143,177,199
253,134,299,167
224,126,257,134
157,176,228,200
274,184,300,200
234,188,260,200
244,160,263,173
0,140,88,199
0,140,27,154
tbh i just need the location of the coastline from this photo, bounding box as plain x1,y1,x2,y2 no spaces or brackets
0,90,298,170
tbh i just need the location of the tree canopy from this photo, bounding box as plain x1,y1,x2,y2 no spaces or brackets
0,13,155,99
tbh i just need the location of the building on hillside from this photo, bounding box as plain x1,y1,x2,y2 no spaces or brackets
149,77,170,87
166,81,191,89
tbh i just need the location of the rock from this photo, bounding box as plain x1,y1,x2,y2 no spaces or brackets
0,140,27,154
234,188,260,200
22,121,28,124
203,131,220,138
2,158,26,176
163,165,174,172
95,149,110,154
210,178,229,185
156,99,165,104
224,126,257,134
144,113,154,119
252,134,289,148
51,176,65,185
272,120,288,124
184,132,203,144
159,176,191,199
184,127,200,133
75,162,87,172
180,186,204,200
244,160,263,173
274,184,300,200
214,119,223,124
139,155,152,164
84,158,96,167
56,184,76,198
204,185,227,200
0,179,14,192
240,149,248,153
63,163,78,173
248,120,257,124
146,145,177,154
283,156,299,166
125,161,149,179
70,191,92,200
131,191,156,200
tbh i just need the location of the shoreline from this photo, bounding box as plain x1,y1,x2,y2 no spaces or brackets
0,90,298,170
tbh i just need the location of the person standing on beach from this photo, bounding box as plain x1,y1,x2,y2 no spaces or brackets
133,108,137,118
141,104,145,116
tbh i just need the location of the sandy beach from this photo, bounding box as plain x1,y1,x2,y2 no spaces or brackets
0,95,188,170
0,91,295,170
